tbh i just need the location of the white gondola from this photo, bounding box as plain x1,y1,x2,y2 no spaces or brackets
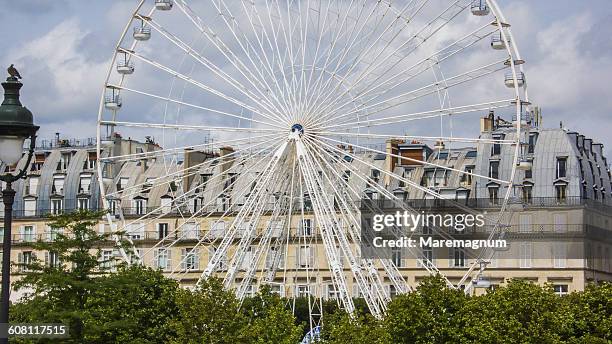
470,0,490,16
505,71,525,88
133,26,151,41
104,95,122,110
490,33,508,50
517,158,532,170
117,60,134,75
473,276,491,288
155,0,173,11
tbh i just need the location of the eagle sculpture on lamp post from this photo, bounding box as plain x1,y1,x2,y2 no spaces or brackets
7,64,21,79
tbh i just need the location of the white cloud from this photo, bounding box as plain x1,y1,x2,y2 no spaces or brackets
6,18,109,125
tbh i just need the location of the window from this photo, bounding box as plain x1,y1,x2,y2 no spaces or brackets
297,245,313,268
100,249,114,269
183,222,199,240
157,223,169,240
160,196,173,213
266,246,284,269
522,184,533,204
489,161,499,179
371,169,381,183
488,187,499,205
388,285,398,298
269,284,285,296
52,176,65,195
555,184,567,203
86,152,97,169
24,198,36,216
240,246,254,270
211,221,225,238
45,251,60,268
77,197,89,210
18,251,35,272
209,246,227,270
133,198,147,215
117,177,129,192
79,175,92,194
528,133,537,154
450,248,465,267
181,248,199,271
419,245,434,268
434,170,448,187
519,214,531,233
525,165,533,179
201,173,212,190
342,171,351,184
553,243,567,268
47,227,62,241
519,242,532,268
155,248,170,270
391,247,403,267
22,225,35,242
553,214,567,233
58,152,71,170
26,177,39,195
553,284,568,296
51,199,63,215
298,219,313,237
127,223,145,240
326,284,341,300
556,157,567,178
296,285,311,298
461,166,474,186
491,135,503,156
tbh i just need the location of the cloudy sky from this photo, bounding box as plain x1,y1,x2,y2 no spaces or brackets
1,1,611,156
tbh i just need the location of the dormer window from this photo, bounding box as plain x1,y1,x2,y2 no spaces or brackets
556,157,567,179
26,176,39,195
133,197,147,215
52,176,65,195
491,134,504,156
527,133,537,154
489,161,499,179
77,197,89,210
160,195,173,213
117,177,129,192
79,174,92,194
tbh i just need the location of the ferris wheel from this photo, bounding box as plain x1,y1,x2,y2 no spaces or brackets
96,0,529,323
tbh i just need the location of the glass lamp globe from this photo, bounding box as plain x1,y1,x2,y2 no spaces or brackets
0,135,25,165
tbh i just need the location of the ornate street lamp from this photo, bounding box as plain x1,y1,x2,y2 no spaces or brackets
0,69,39,331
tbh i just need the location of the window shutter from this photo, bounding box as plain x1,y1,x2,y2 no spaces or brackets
167,249,172,270
44,251,49,267
181,249,187,270
194,249,200,270
153,249,159,268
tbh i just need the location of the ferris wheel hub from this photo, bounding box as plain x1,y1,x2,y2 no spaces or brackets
290,123,304,135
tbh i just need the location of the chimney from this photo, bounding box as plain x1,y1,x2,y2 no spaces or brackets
183,148,210,192
480,110,495,133
220,146,235,173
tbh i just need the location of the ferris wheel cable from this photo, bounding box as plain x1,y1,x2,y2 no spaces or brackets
296,152,358,315
235,178,294,300
105,133,283,200
316,98,515,131
162,144,287,276
312,57,510,127
116,48,287,125
307,134,504,227
304,143,457,288
221,168,294,288
298,140,387,313
114,140,283,249
300,148,386,317
139,17,290,120
304,0,428,122
307,0,467,121
201,142,291,281
99,120,283,133
312,134,511,185
303,137,407,299
236,0,298,120
303,0,393,121
313,0,465,112
311,131,515,145
195,3,295,122
262,157,298,285
99,131,280,162
173,1,295,124
304,136,446,280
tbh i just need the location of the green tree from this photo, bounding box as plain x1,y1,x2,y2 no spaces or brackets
241,286,303,344
11,210,120,343
168,278,249,344
83,265,180,343
322,312,389,344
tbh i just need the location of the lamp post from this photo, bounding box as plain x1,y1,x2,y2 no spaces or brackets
0,72,39,334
